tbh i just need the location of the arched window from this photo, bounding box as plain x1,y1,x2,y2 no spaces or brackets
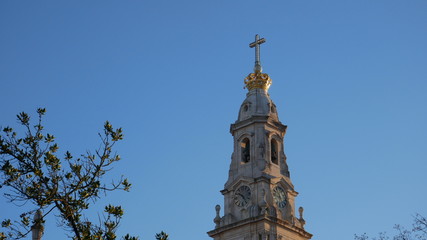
271,139,278,164
241,138,250,163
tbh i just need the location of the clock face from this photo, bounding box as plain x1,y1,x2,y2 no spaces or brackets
234,185,251,207
273,186,287,208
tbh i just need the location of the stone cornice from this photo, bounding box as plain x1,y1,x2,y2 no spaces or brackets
222,175,273,193
230,116,287,135
207,215,312,239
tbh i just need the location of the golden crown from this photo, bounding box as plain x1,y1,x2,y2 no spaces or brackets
244,72,272,91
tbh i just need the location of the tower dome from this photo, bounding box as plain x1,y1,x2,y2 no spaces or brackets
237,34,279,123
237,89,279,122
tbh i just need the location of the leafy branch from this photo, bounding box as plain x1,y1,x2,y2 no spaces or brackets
0,108,135,240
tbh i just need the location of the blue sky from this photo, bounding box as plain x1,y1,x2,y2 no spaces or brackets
1,1,426,240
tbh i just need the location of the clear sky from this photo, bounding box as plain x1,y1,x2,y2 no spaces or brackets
1,1,426,240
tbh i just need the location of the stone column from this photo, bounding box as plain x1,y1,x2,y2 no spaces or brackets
31,210,43,240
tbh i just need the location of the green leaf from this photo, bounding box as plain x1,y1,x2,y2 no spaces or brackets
2,127,12,133
17,112,30,125
37,108,46,115
1,219,11,228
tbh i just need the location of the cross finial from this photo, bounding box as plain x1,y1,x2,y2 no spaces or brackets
249,34,266,73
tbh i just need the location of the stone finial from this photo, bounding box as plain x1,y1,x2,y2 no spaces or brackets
214,205,221,228
31,210,44,240
298,206,306,228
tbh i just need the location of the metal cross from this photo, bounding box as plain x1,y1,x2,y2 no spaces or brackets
249,34,266,72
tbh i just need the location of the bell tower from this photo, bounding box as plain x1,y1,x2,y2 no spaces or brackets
207,35,312,240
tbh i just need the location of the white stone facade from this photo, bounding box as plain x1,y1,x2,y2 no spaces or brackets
208,84,312,240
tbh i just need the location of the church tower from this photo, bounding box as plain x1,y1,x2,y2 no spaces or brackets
207,35,313,240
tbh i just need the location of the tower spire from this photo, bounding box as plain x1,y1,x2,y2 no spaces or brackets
244,34,272,91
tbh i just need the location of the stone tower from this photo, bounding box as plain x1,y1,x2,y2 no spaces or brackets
207,35,312,240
